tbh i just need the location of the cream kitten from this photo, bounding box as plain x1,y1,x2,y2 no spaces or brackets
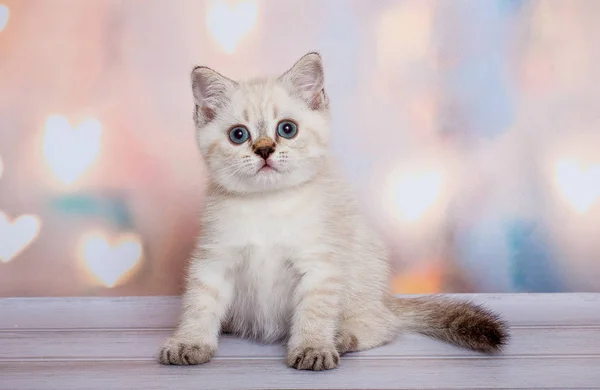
159,52,508,371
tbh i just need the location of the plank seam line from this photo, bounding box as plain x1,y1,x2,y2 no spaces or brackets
2,324,600,332
2,354,600,363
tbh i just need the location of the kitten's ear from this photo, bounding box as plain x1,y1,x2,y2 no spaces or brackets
278,52,328,110
191,66,237,124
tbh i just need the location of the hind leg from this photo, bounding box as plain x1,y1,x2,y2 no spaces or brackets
335,307,398,355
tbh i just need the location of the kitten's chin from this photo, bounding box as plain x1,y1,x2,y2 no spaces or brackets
212,169,317,195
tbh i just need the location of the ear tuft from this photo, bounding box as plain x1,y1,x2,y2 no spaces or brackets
278,52,328,110
191,66,237,125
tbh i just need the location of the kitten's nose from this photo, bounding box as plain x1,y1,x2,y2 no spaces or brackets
254,146,275,160
252,137,276,160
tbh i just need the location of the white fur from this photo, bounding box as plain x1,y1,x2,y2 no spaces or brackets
159,53,508,370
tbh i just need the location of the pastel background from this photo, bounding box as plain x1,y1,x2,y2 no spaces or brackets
1,0,599,297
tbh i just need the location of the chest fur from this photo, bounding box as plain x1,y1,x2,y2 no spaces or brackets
213,191,323,251
209,191,323,341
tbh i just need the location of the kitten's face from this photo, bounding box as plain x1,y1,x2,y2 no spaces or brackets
191,53,330,194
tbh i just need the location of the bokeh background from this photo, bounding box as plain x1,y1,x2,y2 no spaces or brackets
1,0,599,297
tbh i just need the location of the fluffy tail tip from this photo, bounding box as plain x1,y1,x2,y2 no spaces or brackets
444,301,510,353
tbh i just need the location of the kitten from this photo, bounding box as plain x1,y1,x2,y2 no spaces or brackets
158,52,508,371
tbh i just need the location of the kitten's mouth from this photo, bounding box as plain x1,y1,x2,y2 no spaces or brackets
258,162,277,173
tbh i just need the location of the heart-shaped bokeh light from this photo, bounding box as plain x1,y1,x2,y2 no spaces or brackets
80,231,143,288
206,0,258,54
42,115,102,186
555,159,600,213
376,3,431,71
385,168,444,223
0,212,42,263
0,4,9,33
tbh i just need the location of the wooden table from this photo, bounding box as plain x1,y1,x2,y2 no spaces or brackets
1,294,599,389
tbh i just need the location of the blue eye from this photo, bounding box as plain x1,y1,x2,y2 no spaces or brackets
229,126,250,144
276,120,298,139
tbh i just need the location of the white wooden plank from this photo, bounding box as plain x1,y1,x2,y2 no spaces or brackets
0,296,181,330
1,294,599,330
1,327,599,360
2,357,599,389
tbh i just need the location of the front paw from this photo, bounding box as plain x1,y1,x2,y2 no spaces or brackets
287,346,340,371
158,338,216,365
